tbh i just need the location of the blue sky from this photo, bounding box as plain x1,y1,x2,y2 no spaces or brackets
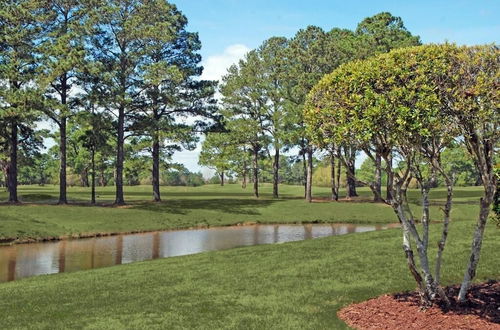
176,0,499,56
169,0,499,175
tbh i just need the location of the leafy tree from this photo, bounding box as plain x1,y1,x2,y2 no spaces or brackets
286,26,332,202
220,50,270,198
199,133,238,186
39,0,89,204
77,111,113,204
441,144,480,186
353,12,421,201
306,43,499,305
445,45,499,301
162,164,204,187
306,44,462,305
0,0,45,202
356,158,387,187
355,11,421,56
89,0,186,204
256,37,290,198
131,1,216,201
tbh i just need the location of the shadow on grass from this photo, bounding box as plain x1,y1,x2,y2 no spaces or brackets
131,198,286,216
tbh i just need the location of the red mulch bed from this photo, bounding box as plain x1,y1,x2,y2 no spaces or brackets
338,280,500,329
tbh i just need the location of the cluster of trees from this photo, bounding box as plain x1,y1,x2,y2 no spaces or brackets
306,44,499,304
199,12,420,201
0,0,218,204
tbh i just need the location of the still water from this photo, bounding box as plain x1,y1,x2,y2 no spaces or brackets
0,223,396,282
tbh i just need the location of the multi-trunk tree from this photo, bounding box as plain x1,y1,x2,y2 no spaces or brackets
306,43,499,305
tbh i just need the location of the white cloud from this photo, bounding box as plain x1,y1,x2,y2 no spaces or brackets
200,44,250,82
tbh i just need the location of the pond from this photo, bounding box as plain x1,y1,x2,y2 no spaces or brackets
0,223,397,282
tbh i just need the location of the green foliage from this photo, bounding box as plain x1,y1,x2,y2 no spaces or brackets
356,158,387,186
199,133,238,176
0,0,45,137
161,165,204,187
441,144,481,186
355,12,421,56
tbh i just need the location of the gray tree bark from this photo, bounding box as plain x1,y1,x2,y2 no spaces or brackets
305,148,313,202
115,105,125,205
272,148,279,198
8,121,18,203
252,144,259,198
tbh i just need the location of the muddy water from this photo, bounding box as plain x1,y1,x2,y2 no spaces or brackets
0,223,396,282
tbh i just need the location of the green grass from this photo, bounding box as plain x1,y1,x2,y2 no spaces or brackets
0,184,483,242
0,219,497,329
0,184,496,328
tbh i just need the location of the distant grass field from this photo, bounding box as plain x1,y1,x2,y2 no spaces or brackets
0,184,483,242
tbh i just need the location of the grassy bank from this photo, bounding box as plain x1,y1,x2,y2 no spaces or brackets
0,184,483,243
0,219,497,329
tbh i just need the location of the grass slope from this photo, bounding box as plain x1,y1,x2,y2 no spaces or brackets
0,220,497,329
0,184,482,242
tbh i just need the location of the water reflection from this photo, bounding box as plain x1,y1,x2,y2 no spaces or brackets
0,223,396,282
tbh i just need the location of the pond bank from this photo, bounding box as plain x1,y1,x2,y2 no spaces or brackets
0,223,398,282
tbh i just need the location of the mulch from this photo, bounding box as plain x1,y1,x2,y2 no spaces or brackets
338,280,500,329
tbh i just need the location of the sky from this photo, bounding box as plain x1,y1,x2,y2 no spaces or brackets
168,0,500,175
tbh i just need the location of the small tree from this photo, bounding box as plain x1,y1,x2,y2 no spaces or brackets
306,44,498,305
220,51,270,198
199,133,237,186
77,111,113,204
445,45,499,302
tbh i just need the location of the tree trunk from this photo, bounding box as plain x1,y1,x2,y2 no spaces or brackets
152,132,161,202
386,152,393,202
346,167,357,198
58,117,67,204
272,148,279,198
402,182,415,222
458,187,495,302
220,172,224,186
252,145,259,198
242,165,247,189
81,168,89,187
8,121,18,203
115,106,125,205
330,151,338,201
302,149,307,198
336,156,341,200
395,184,441,305
373,152,383,202
305,148,313,203
99,168,106,187
435,175,452,285
91,149,96,204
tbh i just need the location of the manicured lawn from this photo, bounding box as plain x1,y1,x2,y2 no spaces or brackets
0,184,497,328
0,184,483,242
0,219,497,329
